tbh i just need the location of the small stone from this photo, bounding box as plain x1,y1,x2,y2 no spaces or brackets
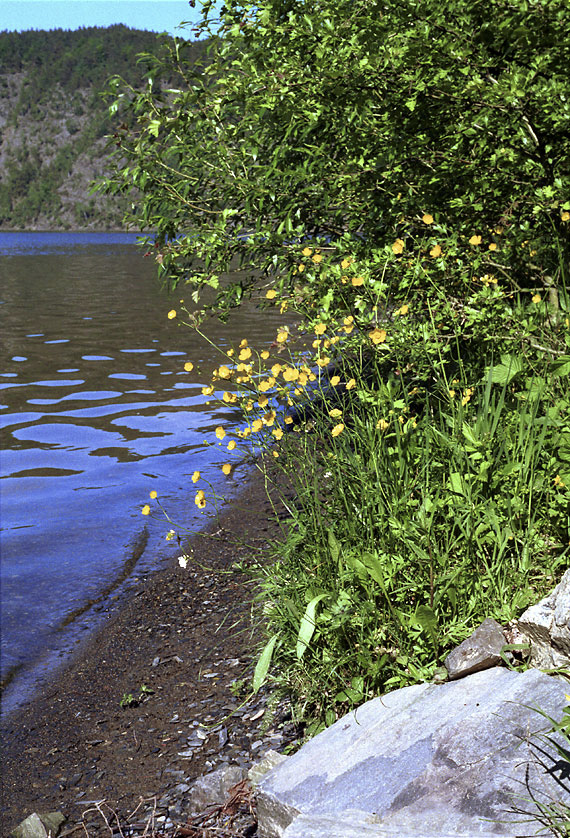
444,617,505,679
248,749,288,787
518,569,570,668
11,812,65,838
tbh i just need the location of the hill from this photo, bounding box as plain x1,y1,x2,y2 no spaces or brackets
0,26,204,230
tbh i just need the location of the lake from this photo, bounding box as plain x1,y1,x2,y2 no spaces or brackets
0,232,283,715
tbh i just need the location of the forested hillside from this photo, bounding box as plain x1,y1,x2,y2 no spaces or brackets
0,26,204,230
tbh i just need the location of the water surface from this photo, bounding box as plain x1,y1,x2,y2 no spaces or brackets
0,232,283,713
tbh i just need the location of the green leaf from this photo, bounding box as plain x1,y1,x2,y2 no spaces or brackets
297,595,326,660
327,528,340,563
486,354,524,386
253,634,278,693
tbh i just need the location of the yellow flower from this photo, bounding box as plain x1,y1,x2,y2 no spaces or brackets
239,347,252,361
314,322,327,335
263,410,276,426
469,235,482,246
272,450,280,458
554,474,565,487
394,304,409,316
244,399,254,410
258,395,269,408
351,276,364,287
316,356,331,367
273,428,283,440
376,419,389,431
312,252,322,263
215,426,226,440
195,490,206,509
222,463,232,475
271,363,282,377
239,338,248,348
227,439,237,451
184,362,194,372
343,323,354,334
167,309,177,319
302,246,313,257
369,328,387,345
218,365,232,379
226,348,234,357
341,275,349,284
392,239,405,254
329,408,342,418
330,375,341,386
341,258,352,269
202,385,214,396
422,213,434,225
280,300,288,314
532,293,541,304
252,418,263,432
260,350,270,360
488,243,497,252
149,490,157,499
223,391,237,404
298,263,305,273
283,367,299,382
242,426,252,438
346,378,356,390
430,244,442,258
562,211,570,222
331,423,345,437
277,330,289,344
141,504,151,516
192,470,200,483
266,289,277,299
312,339,322,349
461,387,474,406
448,389,456,399
344,316,354,326
284,415,294,425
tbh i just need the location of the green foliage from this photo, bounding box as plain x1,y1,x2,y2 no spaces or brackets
103,0,569,308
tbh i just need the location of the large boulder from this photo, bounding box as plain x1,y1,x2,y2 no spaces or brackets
518,569,570,668
256,668,568,837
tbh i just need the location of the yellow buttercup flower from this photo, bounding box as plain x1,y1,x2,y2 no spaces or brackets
341,258,352,269
258,395,269,408
273,428,283,440
239,347,252,361
252,418,263,432
215,426,226,440
561,211,570,222
283,367,299,382
554,474,565,487
302,246,313,257
394,304,409,316
488,243,497,252
284,415,294,425
316,356,331,367
272,450,280,458
312,252,322,263
141,504,151,516
462,387,474,406
330,375,341,386
222,463,232,476
149,490,157,499
346,378,356,390
312,339,322,349
430,244,442,258
298,264,305,273
392,239,405,255
167,309,177,319
184,362,194,372
469,235,482,246
271,363,283,377
277,330,289,344
331,423,345,437
376,419,389,431
202,385,214,396
263,410,276,426
227,439,237,451
192,470,200,483
532,293,541,304
329,408,342,418
195,490,206,509
422,213,434,225
352,276,364,287
218,365,232,379
223,391,237,404
314,322,327,335
266,289,277,299
369,328,387,345
280,300,288,314
260,350,270,360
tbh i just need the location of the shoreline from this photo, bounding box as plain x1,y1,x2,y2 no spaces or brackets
1,464,294,836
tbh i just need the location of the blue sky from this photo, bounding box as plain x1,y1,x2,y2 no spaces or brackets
0,1,202,39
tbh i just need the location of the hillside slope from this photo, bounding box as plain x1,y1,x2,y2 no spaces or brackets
0,26,203,230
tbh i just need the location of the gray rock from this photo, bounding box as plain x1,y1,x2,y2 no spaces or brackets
256,668,568,838
187,763,247,814
282,812,515,837
518,569,570,668
11,812,65,838
444,618,506,679
249,749,289,787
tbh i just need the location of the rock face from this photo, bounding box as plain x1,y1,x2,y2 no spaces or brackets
518,569,570,668
256,668,568,838
444,617,506,679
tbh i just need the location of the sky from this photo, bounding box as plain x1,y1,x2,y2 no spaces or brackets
0,1,203,39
